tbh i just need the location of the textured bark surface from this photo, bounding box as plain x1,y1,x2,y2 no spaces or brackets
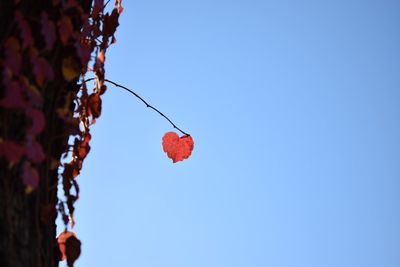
0,1,92,266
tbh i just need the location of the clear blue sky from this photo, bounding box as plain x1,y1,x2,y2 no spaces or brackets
65,1,400,266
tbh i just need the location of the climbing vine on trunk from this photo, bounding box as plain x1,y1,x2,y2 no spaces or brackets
0,1,194,266
0,0,122,266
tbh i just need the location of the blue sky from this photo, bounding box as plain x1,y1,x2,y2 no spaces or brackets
66,1,399,266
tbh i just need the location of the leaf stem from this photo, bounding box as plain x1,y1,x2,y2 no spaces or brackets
83,78,190,136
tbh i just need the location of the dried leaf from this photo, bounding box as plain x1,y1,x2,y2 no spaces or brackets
97,50,105,64
103,9,119,38
57,231,75,261
162,132,194,163
73,133,91,159
88,93,102,118
92,0,104,19
115,0,124,14
66,235,81,266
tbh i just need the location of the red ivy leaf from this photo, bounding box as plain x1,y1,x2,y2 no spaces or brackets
97,50,105,64
63,160,81,181
162,132,194,163
33,58,54,85
4,37,22,74
40,12,56,50
15,11,34,49
0,80,26,109
92,0,104,19
75,40,91,67
103,9,119,39
22,161,39,189
57,231,82,265
30,50,54,86
26,137,46,163
0,140,26,163
65,234,81,266
73,133,91,159
20,76,43,107
115,0,124,14
58,16,74,44
57,231,76,261
27,109,46,135
88,93,102,118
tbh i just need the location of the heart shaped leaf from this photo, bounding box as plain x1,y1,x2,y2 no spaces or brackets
162,132,194,163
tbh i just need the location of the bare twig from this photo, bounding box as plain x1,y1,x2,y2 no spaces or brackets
83,78,190,136
103,0,112,10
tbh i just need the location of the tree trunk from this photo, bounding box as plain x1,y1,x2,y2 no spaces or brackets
0,1,93,266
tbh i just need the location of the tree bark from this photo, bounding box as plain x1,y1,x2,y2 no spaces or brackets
0,1,92,266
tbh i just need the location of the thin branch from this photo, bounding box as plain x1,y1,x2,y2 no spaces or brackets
83,78,190,136
103,0,112,10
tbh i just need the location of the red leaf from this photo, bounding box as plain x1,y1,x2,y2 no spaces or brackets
97,50,105,64
75,39,91,67
65,234,81,266
3,37,22,74
88,93,102,118
92,0,104,19
40,12,56,50
162,132,194,163
0,140,26,163
58,16,74,44
20,76,43,107
103,9,119,38
27,108,46,135
26,137,45,163
57,231,76,261
15,11,34,49
115,0,124,14
0,80,26,109
57,231,81,264
22,162,39,189
73,133,91,160
63,161,81,180
30,50,54,86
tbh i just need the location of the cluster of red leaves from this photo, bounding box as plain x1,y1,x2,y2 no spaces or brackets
57,2,123,261
0,25,50,190
59,2,123,263
0,0,122,265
